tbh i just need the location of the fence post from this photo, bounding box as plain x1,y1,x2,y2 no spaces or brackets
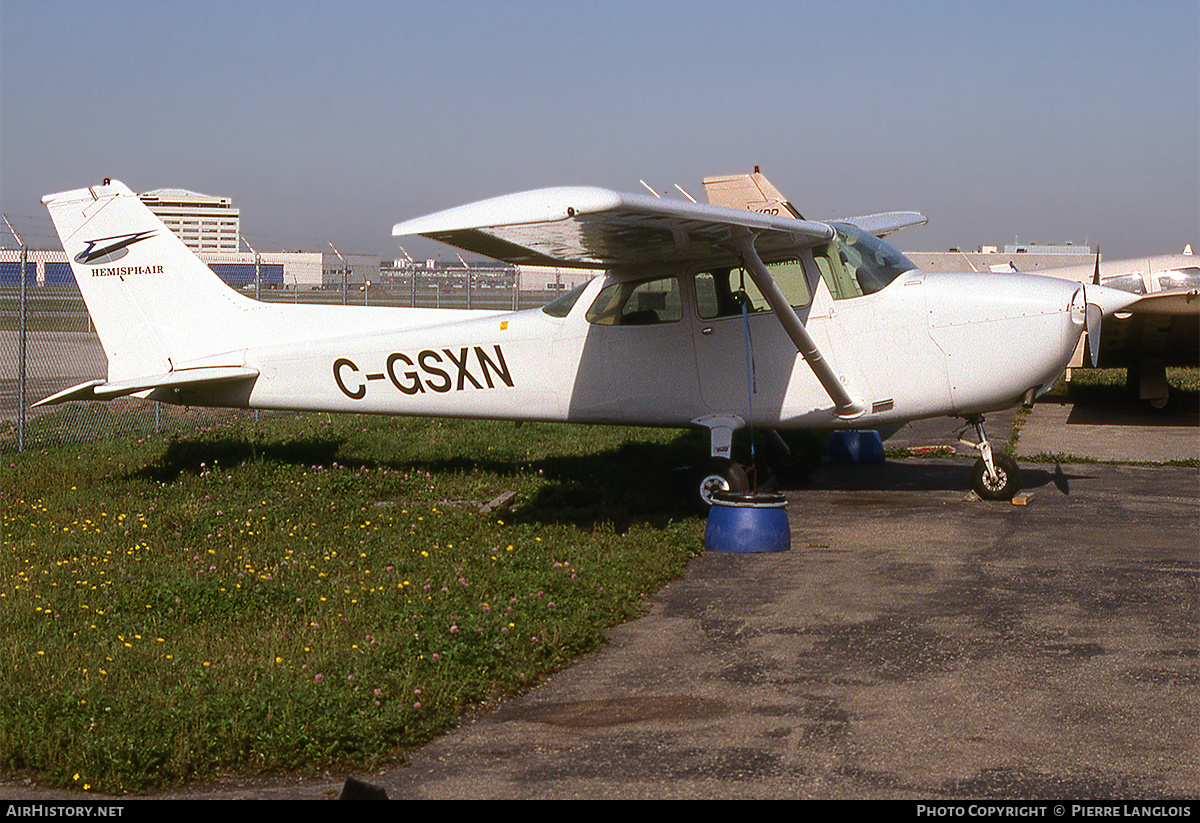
18,245,27,451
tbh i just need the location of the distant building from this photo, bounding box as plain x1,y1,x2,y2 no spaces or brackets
1003,242,1091,256
515,265,594,291
0,186,379,290
322,252,379,289
0,248,328,290
907,242,1095,274
138,189,240,253
3,183,339,290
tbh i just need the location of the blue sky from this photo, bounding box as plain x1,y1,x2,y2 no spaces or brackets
2,0,1196,261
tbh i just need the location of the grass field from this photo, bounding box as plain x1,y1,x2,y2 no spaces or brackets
1,413,708,794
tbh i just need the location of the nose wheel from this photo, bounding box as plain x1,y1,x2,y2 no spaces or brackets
970,451,1020,500
960,416,1021,500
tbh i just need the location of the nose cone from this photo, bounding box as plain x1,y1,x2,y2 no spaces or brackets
924,272,1085,414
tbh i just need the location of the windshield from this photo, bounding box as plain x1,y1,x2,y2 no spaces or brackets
816,223,919,299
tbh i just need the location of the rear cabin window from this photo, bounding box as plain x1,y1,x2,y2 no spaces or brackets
585,276,682,325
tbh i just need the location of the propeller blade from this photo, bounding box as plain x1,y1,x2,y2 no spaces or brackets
1086,303,1103,367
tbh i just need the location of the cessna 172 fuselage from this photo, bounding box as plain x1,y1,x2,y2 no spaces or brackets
39,180,1140,508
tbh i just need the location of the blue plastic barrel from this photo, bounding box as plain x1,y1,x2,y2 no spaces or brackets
704,491,790,553
827,430,885,463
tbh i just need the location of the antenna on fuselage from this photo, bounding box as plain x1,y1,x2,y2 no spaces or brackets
639,180,661,197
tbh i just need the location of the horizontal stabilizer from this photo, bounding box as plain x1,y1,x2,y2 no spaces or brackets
34,366,259,407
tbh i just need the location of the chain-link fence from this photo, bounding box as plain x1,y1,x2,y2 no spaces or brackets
2,266,565,453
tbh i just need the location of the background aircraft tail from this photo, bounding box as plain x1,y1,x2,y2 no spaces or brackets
702,169,927,238
702,168,804,218
43,180,258,382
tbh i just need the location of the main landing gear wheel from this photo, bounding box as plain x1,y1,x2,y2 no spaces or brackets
971,453,1020,501
691,457,748,513
765,430,823,480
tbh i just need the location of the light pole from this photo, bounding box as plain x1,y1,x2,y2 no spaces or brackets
329,241,347,305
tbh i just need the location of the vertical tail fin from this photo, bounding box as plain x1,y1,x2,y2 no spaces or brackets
701,168,803,219
43,180,255,382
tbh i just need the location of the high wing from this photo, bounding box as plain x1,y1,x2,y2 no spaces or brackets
392,187,836,268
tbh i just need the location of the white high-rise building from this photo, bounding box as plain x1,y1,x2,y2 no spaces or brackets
139,188,240,252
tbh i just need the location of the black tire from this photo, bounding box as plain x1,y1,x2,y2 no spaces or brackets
1143,394,1171,413
971,453,1021,500
690,457,749,513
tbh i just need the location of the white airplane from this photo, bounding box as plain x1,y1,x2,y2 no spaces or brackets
39,178,1141,509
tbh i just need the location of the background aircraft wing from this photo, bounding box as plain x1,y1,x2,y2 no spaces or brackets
835,211,928,237
393,187,835,268
1125,288,1200,316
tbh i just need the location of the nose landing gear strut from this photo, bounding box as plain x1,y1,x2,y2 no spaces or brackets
960,415,1020,500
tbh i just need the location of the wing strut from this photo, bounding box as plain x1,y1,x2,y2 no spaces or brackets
732,233,866,419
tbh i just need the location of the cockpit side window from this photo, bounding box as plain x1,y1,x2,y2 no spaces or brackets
695,259,810,319
585,276,682,325
1101,274,1147,295
811,242,862,300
